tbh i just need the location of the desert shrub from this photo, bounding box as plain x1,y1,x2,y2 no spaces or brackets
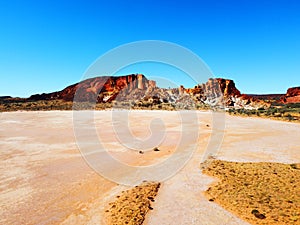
286,114,294,121
286,103,300,108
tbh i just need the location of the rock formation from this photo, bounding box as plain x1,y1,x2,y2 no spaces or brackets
28,74,155,103
281,87,300,103
186,78,269,109
26,74,269,109
178,85,185,95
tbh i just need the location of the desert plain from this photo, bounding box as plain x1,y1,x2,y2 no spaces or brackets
0,110,299,224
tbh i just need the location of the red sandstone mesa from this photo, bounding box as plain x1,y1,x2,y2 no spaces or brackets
28,74,155,103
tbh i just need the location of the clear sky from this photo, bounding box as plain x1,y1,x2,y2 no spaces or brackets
0,0,299,97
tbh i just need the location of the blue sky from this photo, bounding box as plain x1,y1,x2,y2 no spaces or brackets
0,0,299,97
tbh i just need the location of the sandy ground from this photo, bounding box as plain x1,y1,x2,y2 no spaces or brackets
0,110,300,224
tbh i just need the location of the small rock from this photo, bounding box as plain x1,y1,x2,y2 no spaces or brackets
251,209,266,219
153,147,160,151
139,150,144,154
255,213,266,219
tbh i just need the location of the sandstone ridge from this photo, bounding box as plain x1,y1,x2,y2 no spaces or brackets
26,74,270,109
28,74,155,103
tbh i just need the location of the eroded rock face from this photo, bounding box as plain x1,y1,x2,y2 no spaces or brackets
282,87,300,103
216,78,241,97
27,75,269,109
28,74,155,103
186,78,269,109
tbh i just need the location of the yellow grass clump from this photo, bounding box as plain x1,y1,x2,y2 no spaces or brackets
202,160,300,224
105,181,160,225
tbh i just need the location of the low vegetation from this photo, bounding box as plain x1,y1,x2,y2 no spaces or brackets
1,98,300,123
0,99,73,111
228,103,300,122
202,160,300,224
0,99,211,112
105,181,160,225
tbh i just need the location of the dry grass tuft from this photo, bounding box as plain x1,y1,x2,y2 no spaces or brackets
202,160,300,224
105,181,160,225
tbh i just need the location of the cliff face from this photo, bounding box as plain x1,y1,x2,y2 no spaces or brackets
29,74,155,103
281,87,300,103
184,79,239,98
27,75,269,109
216,78,241,97
185,78,268,109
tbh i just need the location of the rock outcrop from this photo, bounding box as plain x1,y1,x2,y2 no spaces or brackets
185,78,269,109
281,87,300,103
27,74,269,109
28,74,155,103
